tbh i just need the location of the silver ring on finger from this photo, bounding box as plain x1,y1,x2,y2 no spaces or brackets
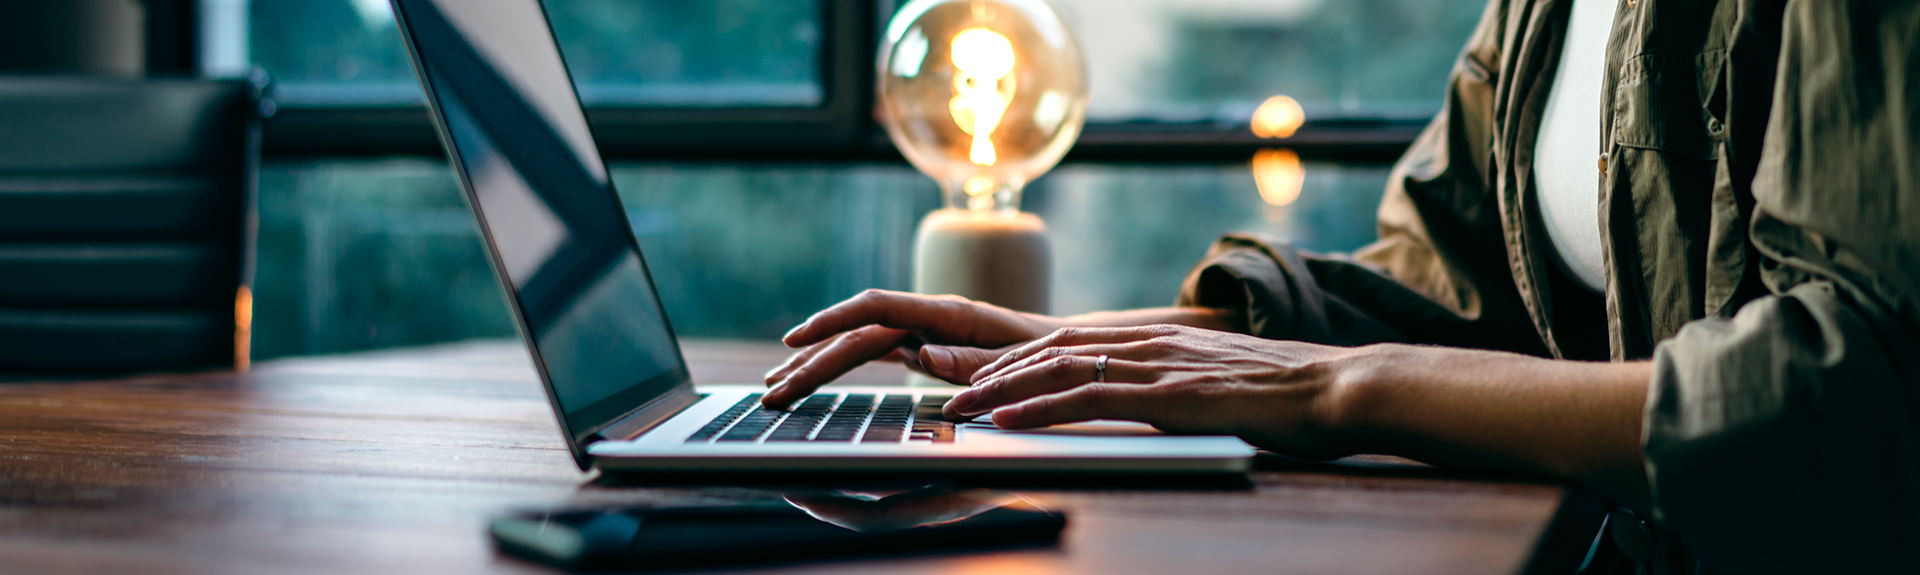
1094,354,1109,382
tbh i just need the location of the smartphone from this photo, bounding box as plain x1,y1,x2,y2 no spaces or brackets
490,491,1066,571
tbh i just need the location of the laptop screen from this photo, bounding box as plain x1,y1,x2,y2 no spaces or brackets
392,0,691,437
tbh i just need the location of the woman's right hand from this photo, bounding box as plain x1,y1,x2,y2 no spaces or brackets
761,289,1059,409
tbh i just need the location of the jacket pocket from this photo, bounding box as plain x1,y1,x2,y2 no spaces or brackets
1610,55,1715,160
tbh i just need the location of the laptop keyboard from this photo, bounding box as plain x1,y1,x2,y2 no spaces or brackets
684,393,955,444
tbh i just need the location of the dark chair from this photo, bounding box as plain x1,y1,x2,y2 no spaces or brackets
0,76,266,374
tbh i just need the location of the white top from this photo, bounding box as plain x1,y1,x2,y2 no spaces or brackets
1531,0,1618,294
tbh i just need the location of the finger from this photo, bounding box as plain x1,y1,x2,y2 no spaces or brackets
771,338,919,388
885,348,921,373
764,325,908,409
765,338,833,384
783,290,988,348
945,354,1154,418
971,342,1151,389
766,327,915,384
972,326,1173,383
917,345,1004,385
991,383,1163,429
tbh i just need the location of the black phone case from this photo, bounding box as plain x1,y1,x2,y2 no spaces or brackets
491,503,1067,571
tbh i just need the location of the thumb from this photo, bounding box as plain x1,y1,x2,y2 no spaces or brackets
917,345,1002,385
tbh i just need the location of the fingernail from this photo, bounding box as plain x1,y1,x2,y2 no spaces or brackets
970,369,995,386
781,321,810,344
923,346,955,376
945,391,978,416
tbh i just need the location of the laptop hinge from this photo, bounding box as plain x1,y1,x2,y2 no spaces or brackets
594,388,702,442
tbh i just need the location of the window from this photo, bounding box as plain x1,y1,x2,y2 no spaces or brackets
253,159,1386,358
1035,0,1480,120
224,0,823,107
206,0,1481,157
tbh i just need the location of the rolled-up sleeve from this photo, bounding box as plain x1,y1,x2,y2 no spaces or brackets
1177,233,1405,345
1641,1,1920,571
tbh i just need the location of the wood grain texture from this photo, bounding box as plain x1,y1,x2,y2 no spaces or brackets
0,340,1565,575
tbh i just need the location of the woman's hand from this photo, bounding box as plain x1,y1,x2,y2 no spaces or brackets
944,324,1375,460
762,290,1062,409
941,324,1656,508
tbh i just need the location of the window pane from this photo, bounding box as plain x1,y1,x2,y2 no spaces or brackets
927,0,1485,120
227,0,822,106
253,160,1384,359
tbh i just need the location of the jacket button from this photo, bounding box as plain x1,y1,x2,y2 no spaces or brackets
1598,153,1609,173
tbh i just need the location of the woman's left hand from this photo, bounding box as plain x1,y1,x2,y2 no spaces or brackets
941,324,1384,460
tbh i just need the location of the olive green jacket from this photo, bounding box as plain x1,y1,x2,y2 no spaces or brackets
1177,0,1919,572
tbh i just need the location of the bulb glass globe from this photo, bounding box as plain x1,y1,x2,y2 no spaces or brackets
878,0,1088,213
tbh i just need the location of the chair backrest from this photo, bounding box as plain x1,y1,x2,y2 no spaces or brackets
0,77,264,375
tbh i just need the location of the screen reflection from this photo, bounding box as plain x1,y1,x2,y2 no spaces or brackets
398,0,686,424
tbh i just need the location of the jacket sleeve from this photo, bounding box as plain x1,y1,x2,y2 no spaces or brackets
1177,0,1548,356
1642,2,1920,571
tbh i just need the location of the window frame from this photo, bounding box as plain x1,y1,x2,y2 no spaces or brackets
191,0,1425,164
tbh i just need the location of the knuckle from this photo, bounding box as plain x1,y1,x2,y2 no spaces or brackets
1028,393,1063,417
973,378,1001,400
1077,384,1116,409
1044,356,1076,379
1121,339,1159,357
844,325,885,345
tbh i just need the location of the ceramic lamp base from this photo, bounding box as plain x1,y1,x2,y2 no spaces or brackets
911,208,1050,313
908,208,1051,387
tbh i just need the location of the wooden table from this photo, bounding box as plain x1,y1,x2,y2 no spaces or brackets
0,340,1578,574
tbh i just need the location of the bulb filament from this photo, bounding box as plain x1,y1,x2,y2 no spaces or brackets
949,28,1015,167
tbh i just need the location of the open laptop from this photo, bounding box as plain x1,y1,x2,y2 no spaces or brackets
388,0,1254,474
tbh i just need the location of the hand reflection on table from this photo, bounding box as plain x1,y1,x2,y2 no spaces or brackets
783,487,1038,533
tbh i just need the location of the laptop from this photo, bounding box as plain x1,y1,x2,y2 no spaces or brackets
388,0,1255,474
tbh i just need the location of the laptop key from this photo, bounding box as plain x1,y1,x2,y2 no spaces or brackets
810,395,873,442
685,394,763,443
717,408,783,441
765,395,838,441
862,396,911,442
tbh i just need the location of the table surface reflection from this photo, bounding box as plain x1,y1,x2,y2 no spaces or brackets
0,340,1568,574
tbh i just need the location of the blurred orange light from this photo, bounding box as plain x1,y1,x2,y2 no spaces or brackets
1251,95,1305,139
937,554,1061,575
235,286,253,373
1252,148,1304,206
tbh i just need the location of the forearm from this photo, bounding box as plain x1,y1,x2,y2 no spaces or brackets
1331,345,1653,510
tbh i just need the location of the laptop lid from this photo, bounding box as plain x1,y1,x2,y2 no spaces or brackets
390,0,699,469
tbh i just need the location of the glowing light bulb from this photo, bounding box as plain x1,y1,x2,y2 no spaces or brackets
950,28,1015,166
878,0,1087,213
878,0,1088,319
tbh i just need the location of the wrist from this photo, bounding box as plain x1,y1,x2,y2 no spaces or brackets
1313,343,1423,455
